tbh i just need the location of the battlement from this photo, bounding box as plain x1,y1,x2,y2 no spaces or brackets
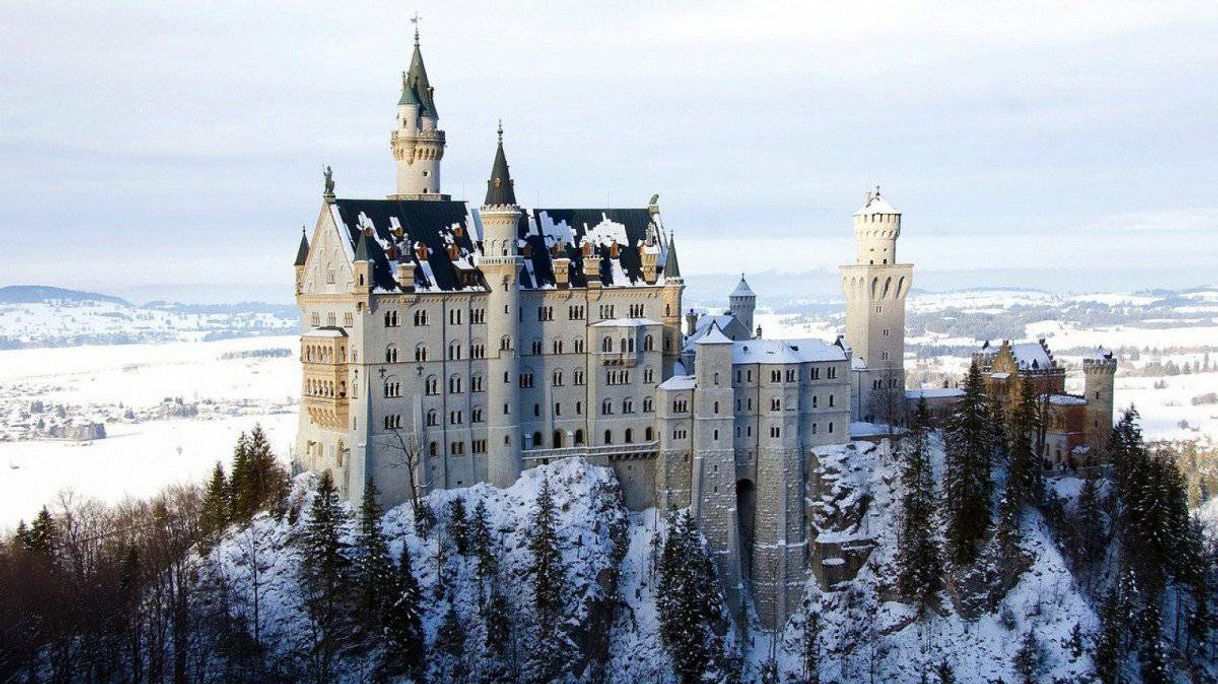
1083,355,1118,374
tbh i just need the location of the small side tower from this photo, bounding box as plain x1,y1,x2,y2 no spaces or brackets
480,123,524,487
661,234,685,377
1083,351,1117,455
729,274,756,337
840,188,913,424
389,27,447,200
293,226,310,294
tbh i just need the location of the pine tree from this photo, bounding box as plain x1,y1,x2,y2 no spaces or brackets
380,544,425,680
1012,630,1042,684
25,506,56,556
995,481,1022,567
353,484,395,620
200,462,230,538
471,499,497,603
246,423,278,506
229,432,256,520
934,657,955,684
1075,477,1104,567
1182,515,1212,659
657,509,728,682
1137,595,1169,684
298,470,351,681
482,589,514,682
434,603,467,682
896,398,942,612
447,496,469,555
528,477,565,634
1006,379,1043,506
802,603,822,684
944,362,994,565
1065,622,1085,660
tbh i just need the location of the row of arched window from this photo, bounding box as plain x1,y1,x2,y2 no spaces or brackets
303,344,345,364
305,378,346,398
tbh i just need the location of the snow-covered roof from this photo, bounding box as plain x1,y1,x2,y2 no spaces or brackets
990,372,1011,379
1011,342,1054,370
658,375,696,391
683,313,749,351
906,388,965,399
590,317,661,328
697,323,734,345
730,276,755,298
854,192,898,216
731,338,846,365
1049,394,1088,406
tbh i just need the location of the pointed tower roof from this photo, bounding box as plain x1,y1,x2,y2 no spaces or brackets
663,235,682,279
483,122,517,206
406,29,438,119
696,320,733,345
397,70,422,107
731,274,754,297
353,230,376,262
294,226,310,266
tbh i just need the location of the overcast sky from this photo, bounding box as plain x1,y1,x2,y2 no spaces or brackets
2,1,1216,303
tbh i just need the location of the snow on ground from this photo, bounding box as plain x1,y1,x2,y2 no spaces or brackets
0,335,300,530
0,413,296,531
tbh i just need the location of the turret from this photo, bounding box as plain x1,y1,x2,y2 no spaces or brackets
480,123,523,488
660,234,685,377
389,27,447,200
1084,351,1118,452
294,226,310,294
852,188,901,265
729,274,756,335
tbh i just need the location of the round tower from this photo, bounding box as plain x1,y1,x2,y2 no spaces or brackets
840,188,913,424
729,274,756,337
480,123,523,487
389,28,447,200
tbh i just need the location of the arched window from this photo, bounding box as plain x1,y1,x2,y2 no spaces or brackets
449,341,462,360
604,429,613,445
574,429,585,445
645,426,654,441
602,399,613,415
414,343,427,362
552,430,563,448
602,336,612,352
552,370,564,386
532,432,542,449
625,428,633,443
425,376,438,395
500,335,512,351
385,344,398,363
713,401,719,414
427,409,438,427
644,335,654,351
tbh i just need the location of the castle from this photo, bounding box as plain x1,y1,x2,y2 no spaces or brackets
290,31,1115,629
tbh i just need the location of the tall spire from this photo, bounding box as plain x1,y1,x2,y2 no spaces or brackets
405,18,437,119
484,122,517,206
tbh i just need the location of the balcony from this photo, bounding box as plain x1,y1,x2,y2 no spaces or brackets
523,440,659,463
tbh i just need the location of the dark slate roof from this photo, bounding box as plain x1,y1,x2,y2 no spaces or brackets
484,137,517,206
527,208,663,288
329,199,478,292
664,235,681,279
398,71,422,107
294,229,310,266
326,200,673,292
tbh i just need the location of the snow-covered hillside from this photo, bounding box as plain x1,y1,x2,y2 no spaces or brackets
199,445,1117,682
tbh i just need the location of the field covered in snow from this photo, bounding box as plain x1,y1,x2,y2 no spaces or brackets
0,335,300,530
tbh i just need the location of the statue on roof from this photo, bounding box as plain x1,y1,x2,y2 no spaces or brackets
323,165,335,199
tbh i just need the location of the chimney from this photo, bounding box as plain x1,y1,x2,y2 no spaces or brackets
755,325,763,339
553,257,571,288
396,261,416,291
685,308,698,336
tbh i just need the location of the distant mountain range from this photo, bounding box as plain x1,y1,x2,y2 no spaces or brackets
0,285,132,307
